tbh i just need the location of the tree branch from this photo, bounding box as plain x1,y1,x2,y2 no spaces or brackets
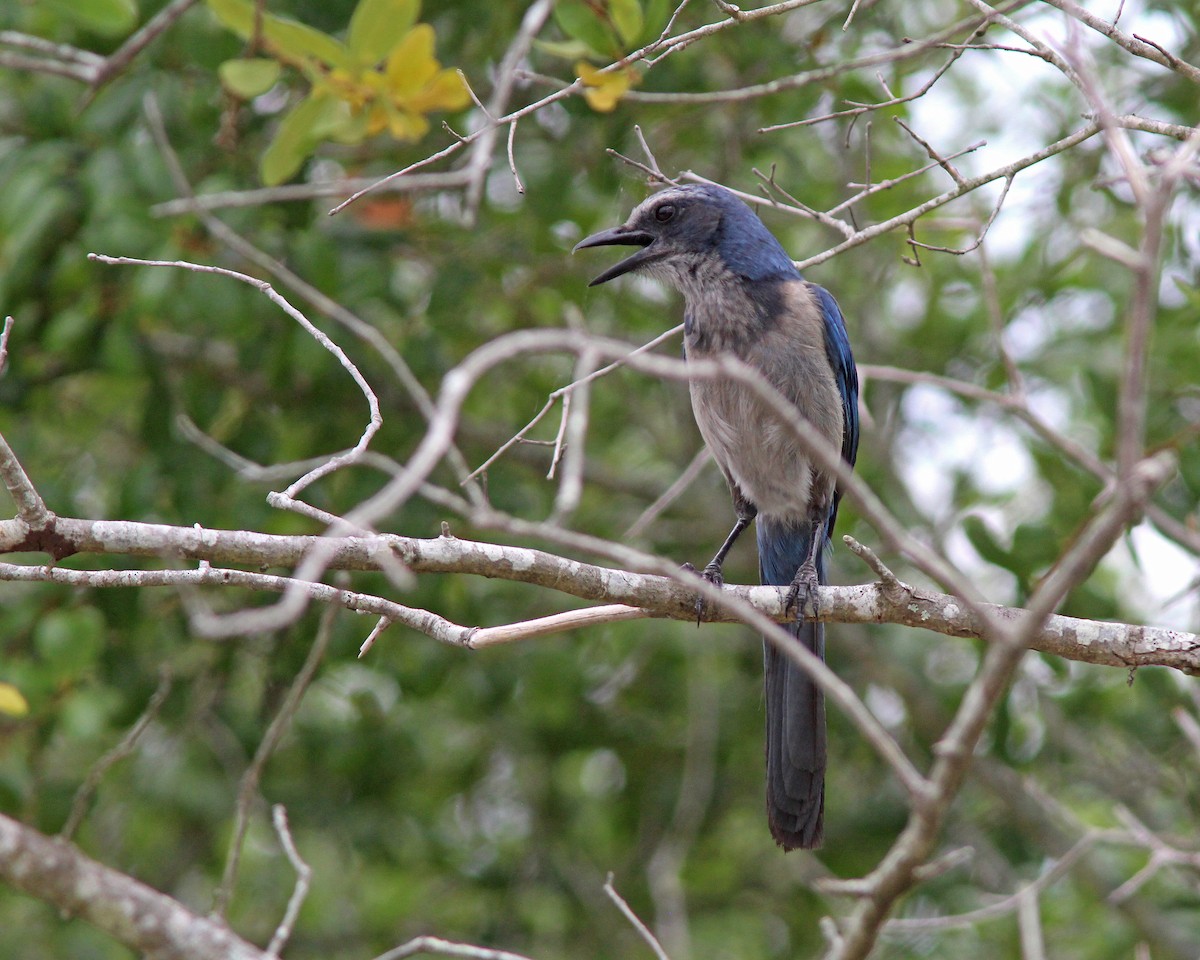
0,518,1195,673
0,813,267,960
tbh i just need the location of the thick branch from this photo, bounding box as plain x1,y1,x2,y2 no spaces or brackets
0,813,266,960
0,517,1195,673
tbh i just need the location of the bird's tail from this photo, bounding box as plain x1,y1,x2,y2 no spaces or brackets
756,516,826,850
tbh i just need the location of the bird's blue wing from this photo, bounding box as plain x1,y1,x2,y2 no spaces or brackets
811,284,859,532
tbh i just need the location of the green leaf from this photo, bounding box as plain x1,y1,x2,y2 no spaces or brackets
347,0,420,66
554,0,617,59
326,108,370,145
44,0,138,36
608,0,643,46
532,38,594,60
206,0,256,37
260,93,341,185
962,514,1011,570
218,58,281,98
264,17,352,70
206,0,351,69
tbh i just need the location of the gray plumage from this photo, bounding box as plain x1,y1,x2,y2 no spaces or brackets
576,183,859,849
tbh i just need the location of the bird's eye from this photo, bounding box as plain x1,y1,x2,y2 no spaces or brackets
654,203,676,223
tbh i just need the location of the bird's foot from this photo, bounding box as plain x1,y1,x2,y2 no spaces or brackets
683,561,724,625
784,561,820,621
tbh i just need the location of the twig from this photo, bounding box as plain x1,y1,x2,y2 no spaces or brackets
0,558,468,645
842,535,904,598
761,44,969,133
468,605,651,648
506,119,524,194
89,0,199,90
265,805,311,958
750,167,857,238
549,344,599,522
0,430,53,528
894,117,967,187
357,616,394,657
0,315,13,375
606,148,679,185
331,0,553,218
835,142,987,214
372,936,536,960
830,451,1175,958
150,171,472,216
88,253,382,501
906,175,1013,255
461,0,552,221
795,121,1104,270
141,94,480,503
60,668,174,842
634,124,666,179
885,833,1098,929
464,324,686,483
211,606,336,917
1017,887,1047,960
624,447,711,540
1039,0,1200,85
604,873,672,960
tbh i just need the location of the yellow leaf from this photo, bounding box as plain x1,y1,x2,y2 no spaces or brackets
406,69,469,113
365,103,390,136
385,24,438,95
0,682,29,717
576,61,635,113
388,108,430,141
347,0,420,66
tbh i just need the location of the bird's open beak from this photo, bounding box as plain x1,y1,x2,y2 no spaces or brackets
573,224,656,286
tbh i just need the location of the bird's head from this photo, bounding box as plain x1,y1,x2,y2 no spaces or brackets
573,184,799,290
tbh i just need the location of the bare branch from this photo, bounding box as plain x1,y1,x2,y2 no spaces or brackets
4,521,1195,672
212,605,336,917
88,252,382,501
604,873,672,960
0,429,54,529
0,812,267,960
372,936,537,960
140,95,481,503
828,449,1176,958
150,172,473,216
0,315,13,375
60,668,174,842
624,447,711,540
885,833,1099,930
265,805,311,958
1040,0,1200,85
89,0,199,90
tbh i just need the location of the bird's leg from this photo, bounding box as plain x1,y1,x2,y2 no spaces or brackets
692,492,757,623
785,496,830,621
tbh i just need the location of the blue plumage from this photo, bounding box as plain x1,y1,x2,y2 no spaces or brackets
576,184,859,850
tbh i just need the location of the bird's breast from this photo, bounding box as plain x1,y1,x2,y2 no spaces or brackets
684,281,843,520
688,376,819,517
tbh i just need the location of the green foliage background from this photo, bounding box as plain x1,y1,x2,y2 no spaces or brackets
0,1,1198,958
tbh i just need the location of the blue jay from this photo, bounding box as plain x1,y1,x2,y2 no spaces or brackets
575,184,859,850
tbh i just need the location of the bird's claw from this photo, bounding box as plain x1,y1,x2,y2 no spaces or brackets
684,561,724,626
784,562,820,621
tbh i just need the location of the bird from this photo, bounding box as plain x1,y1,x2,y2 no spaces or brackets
574,183,859,850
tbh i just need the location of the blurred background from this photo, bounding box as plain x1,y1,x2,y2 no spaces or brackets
1,1,1198,957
